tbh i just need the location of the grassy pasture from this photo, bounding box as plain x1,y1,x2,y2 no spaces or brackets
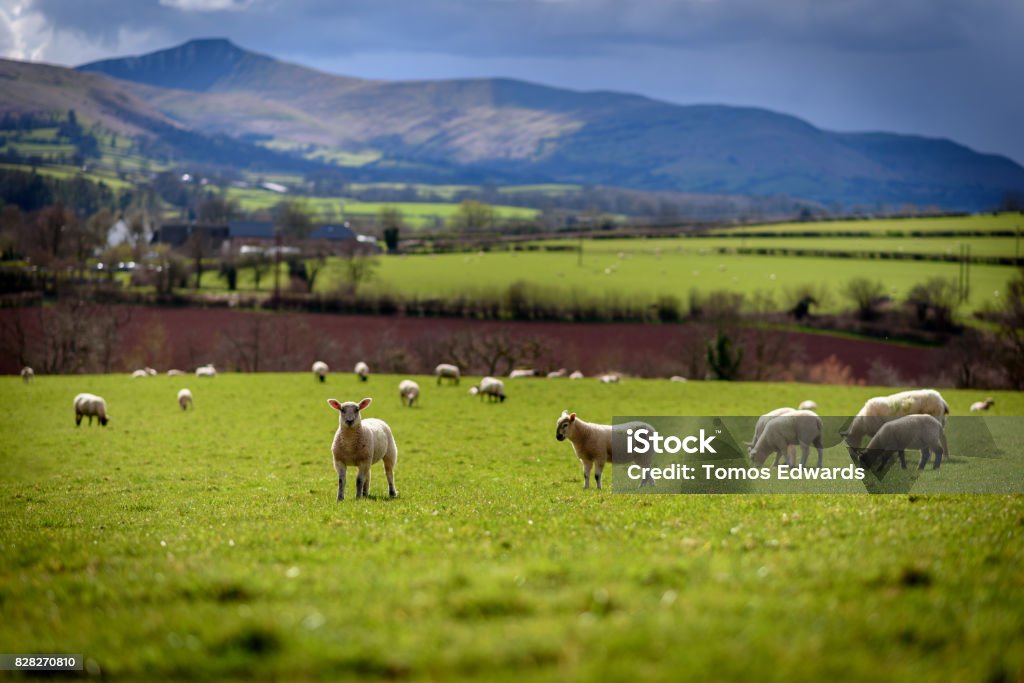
2,376,1024,681
2,375,1022,680
712,213,1024,235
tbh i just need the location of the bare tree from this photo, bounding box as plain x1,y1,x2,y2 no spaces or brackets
338,242,379,296
843,278,887,321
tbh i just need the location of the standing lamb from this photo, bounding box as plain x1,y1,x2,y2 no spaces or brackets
327,397,398,500
599,373,621,384
435,363,460,385
312,361,329,383
398,379,420,407
746,407,796,466
20,367,33,383
354,361,370,383
470,376,506,402
749,410,823,468
849,414,945,470
841,389,949,456
177,388,193,411
74,393,109,427
569,371,584,380
969,398,995,412
555,410,655,489
196,364,217,377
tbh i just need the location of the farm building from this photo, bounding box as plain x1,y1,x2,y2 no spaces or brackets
151,220,380,254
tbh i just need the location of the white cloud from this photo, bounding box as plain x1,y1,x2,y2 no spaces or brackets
158,0,253,11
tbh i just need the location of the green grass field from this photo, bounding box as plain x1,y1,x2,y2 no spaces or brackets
712,213,1024,235
2,375,1022,681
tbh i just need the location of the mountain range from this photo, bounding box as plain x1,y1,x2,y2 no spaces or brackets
4,38,1023,211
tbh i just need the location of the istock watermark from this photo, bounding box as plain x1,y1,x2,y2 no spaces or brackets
610,416,1020,494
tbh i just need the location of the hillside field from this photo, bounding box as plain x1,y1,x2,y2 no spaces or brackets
2,374,1022,681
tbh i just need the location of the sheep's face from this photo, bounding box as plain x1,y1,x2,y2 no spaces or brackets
100,416,109,427
328,397,372,428
556,411,576,441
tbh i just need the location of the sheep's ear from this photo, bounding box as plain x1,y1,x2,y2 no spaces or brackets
358,397,372,411
568,412,576,422
327,399,343,411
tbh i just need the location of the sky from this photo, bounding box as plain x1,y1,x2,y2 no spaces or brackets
1,0,1022,165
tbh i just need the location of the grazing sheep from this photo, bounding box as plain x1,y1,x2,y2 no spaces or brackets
312,361,329,383
749,410,823,468
841,389,950,456
599,373,621,384
569,371,584,380
798,400,818,411
196,364,217,378
435,363,460,385
555,410,654,489
74,393,109,427
970,397,995,412
398,379,420,407
669,375,687,383
20,367,33,383
354,361,370,382
327,397,397,500
546,368,567,378
145,367,157,376
470,376,506,402
746,407,796,465
167,369,186,376
849,414,945,470
177,388,193,411
131,369,148,378
509,369,536,378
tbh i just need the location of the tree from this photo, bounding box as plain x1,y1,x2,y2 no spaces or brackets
338,243,379,296
273,199,313,243
452,200,496,233
995,270,1024,389
843,277,887,321
240,251,271,291
198,195,240,224
185,229,214,289
706,330,743,380
906,277,960,330
219,253,238,291
378,206,403,252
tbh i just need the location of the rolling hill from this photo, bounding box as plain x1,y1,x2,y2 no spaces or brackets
8,37,1024,210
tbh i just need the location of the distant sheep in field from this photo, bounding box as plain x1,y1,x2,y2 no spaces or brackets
20,367,33,383
841,389,949,457
131,369,148,378
509,369,536,378
354,361,369,382
798,400,818,411
327,397,397,500
312,361,329,383
599,373,620,384
470,376,506,402
546,368,567,378
167,369,186,376
74,393,109,427
849,414,945,470
555,410,654,489
435,363,460,385
196,364,217,378
970,398,994,412
669,375,687,383
145,367,157,376
749,410,823,468
398,379,419,407
177,388,193,411
569,371,584,380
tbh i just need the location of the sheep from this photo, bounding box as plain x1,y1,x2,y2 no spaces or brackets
74,393,109,427
546,368,567,378
841,389,949,456
746,407,796,465
177,388,193,411
848,414,945,470
435,363,460,385
312,361,329,383
555,410,654,489
20,367,33,383
398,379,419,407
196,364,217,378
798,400,818,411
470,376,506,402
131,369,148,378
599,373,621,384
569,371,584,380
327,397,397,500
509,369,536,378
167,369,186,376
970,397,995,412
669,375,687,383
145,367,157,376
354,361,370,382
749,410,823,468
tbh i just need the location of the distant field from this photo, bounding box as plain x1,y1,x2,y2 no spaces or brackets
0,162,134,191
1,374,1021,680
713,213,1023,235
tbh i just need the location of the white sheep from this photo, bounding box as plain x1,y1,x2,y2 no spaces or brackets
599,373,621,384
435,363,460,385
841,389,949,456
131,369,148,378
546,368,567,378
74,393,109,427
849,414,945,470
312,361,329,383
509,369,536,378
969,398,995,412
555,410,655,489
167,369,186,376
470,376,506,402
145,367,157,376
327,397,398,500
398,379,420,407
354,361,369,382
749,410,823,468
669,375,687,383
20,367,33,383
798,400,818,411
746,407,796,465
177,388,193,411
569,371,584,380
196,364,217,377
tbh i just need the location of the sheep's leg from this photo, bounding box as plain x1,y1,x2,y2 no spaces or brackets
582,462,592,489
939,430,950,461
918,448,930,470
800,443,810,467
594,461,605,490
384,458,397,498
933,446,943,470
770,451,782,467
898,449,906,469
357,465,371,498
337,469,346,501
814,437,824,468
75,414,82,426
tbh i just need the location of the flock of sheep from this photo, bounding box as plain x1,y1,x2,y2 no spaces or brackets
17,360,998,499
